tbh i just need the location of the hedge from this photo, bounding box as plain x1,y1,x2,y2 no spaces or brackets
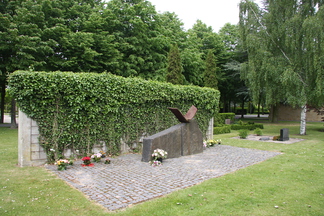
214,112,235,125
9,71,220,162
230,123,264,130
213,125,231,134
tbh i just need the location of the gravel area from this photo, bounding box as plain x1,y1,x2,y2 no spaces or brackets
45,145,281,211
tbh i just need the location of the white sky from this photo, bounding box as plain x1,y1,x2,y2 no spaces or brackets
149,0,262,32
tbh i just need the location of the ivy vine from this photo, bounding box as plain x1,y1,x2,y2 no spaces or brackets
9,71,220,162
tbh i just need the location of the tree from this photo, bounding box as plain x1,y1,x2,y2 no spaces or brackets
189,20,225,60
106,0,169,80
166,44,184,85
0,0,104,124
204,50,219,89
239,0,324,134
218,23,249,113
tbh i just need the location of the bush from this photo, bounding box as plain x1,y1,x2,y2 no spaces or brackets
239,129,249,139
214,125,231,134
254,128,263,136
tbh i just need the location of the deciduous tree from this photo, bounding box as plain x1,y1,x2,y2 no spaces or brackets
239,0,324,134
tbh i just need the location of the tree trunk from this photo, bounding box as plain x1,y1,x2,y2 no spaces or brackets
257,94,261,117
241,99,245,118
269,104,279,123
10,99,18,129
0,80,5,124
300,105,307,135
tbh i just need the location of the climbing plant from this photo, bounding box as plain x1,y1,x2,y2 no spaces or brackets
9,71,219,162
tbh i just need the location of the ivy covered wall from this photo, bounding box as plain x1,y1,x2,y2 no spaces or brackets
9,71,219,161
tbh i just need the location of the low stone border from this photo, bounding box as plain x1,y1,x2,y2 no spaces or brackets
231,135,304,144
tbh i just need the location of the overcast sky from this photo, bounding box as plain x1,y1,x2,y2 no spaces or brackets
149,0,262,32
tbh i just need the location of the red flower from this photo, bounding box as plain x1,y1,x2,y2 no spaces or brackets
82,157,91,161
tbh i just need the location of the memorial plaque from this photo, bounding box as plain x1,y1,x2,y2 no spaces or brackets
279,128,289,141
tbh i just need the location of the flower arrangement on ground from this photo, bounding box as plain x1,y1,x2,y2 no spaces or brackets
152,148,167,161
100,150,106,158
55,159,73,171
82,156,92,166
91,153,102,163
149,160,162,167
205,139,222,147
150,148,167,167
104,158,111,164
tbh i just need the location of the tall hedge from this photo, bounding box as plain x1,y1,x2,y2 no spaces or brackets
214,112,235,125
9,71,219,161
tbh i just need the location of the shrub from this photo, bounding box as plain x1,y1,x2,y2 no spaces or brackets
214,125,231,134
254,128,263,136
239,129,249,139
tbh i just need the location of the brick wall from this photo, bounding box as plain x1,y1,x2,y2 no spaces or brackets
275,105,322,122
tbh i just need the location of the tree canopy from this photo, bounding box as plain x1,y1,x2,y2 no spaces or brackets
239,0,324,133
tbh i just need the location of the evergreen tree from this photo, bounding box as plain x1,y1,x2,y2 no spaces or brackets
204,49,218,89
166,44,184,85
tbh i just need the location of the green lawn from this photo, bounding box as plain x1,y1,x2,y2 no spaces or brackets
0,121,323,215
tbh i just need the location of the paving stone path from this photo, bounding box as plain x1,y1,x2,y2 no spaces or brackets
45,145,281,211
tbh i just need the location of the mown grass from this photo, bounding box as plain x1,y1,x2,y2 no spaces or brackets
0,121,324,215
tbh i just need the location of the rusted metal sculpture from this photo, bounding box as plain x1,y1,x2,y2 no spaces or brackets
168,105,197,123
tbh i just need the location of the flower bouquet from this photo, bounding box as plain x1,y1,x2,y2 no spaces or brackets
91,153,102,163
100,151,106,158
55,159,72,171
152,149,167,161
104,158,111,164
81,156,93,167
150,149,167,166
149,160,162,167
205,139,222,147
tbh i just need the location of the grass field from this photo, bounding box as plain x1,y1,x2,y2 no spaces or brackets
0,120,323,215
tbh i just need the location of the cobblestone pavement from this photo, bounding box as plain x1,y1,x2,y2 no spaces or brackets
45,145,281,211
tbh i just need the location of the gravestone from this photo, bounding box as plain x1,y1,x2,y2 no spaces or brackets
279,128,289,141
225,119,231,125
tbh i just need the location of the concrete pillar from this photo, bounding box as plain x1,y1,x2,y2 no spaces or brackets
18,110,46,167
206,117,214,140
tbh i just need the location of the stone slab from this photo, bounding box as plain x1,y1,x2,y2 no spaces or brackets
142,119,203,162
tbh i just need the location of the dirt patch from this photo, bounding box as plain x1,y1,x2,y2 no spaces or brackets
231,135,304,144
